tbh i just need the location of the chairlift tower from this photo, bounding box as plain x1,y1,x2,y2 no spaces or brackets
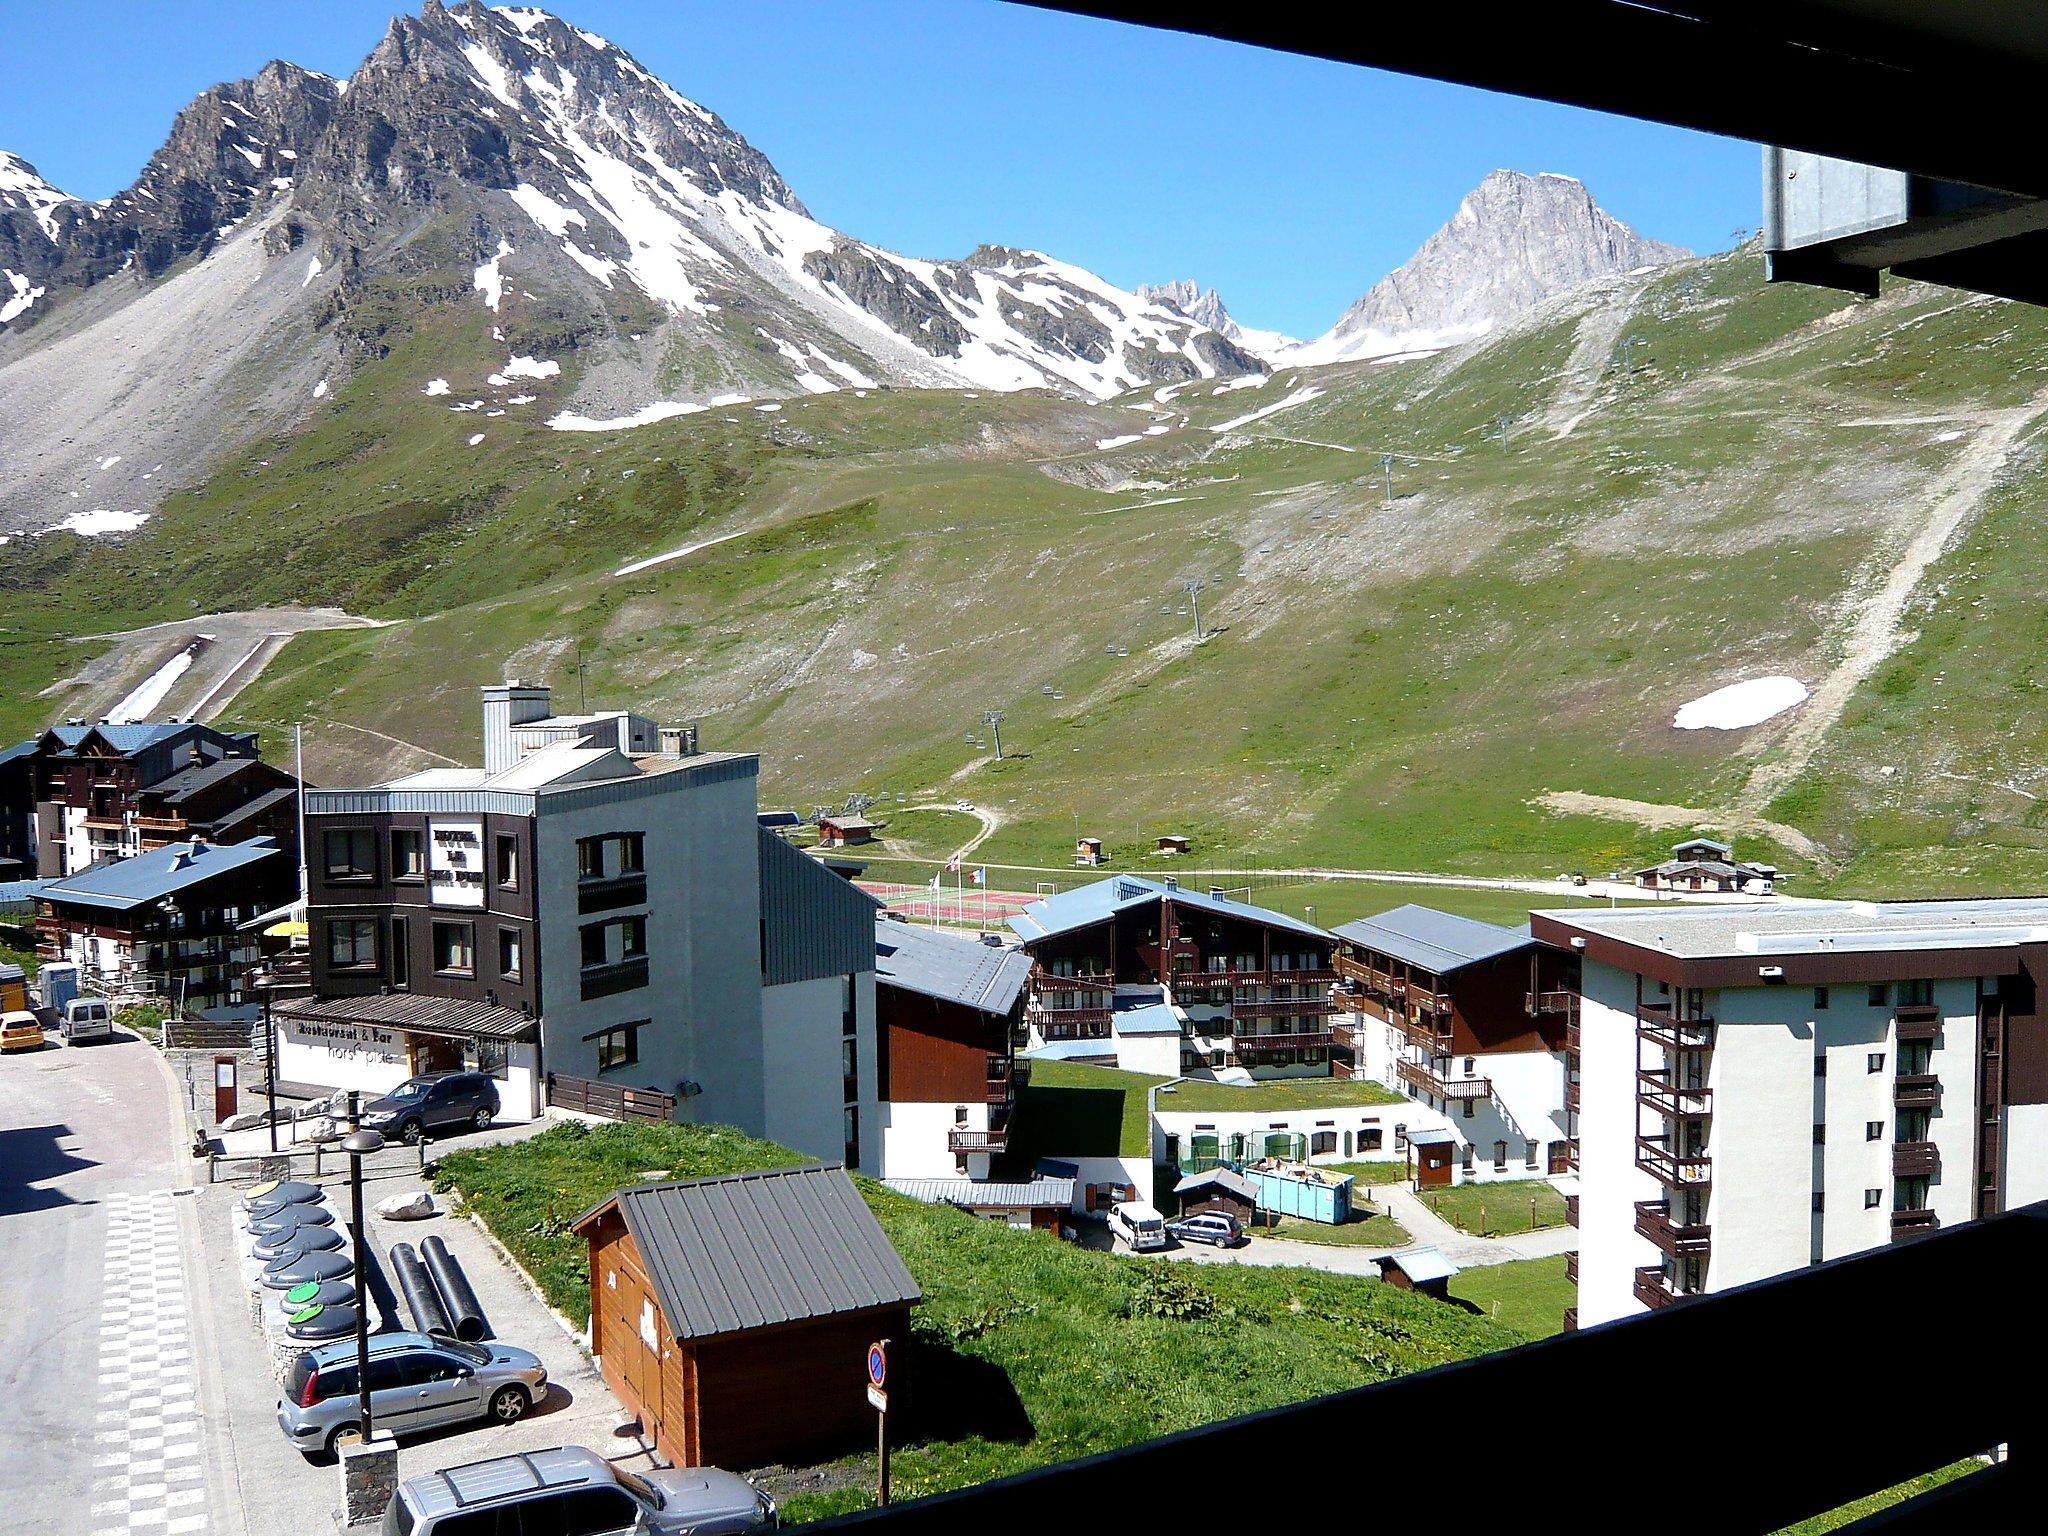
1378,452,1397,507
982,710,1006,761
1183,578,1208,641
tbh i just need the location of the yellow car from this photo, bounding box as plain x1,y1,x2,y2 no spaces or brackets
1,1010,45,1053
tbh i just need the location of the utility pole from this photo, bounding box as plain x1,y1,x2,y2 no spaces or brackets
1378,452,1396,507
1183,578,1207,641
982,711,1005,761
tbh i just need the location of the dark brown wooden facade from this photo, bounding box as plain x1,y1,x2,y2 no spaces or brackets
580,1206,913,1470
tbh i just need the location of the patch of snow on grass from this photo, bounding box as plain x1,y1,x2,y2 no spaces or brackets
499,354,559,380
1673,676,1809,731
107,646,196,723
423,378,451,396
1212,385,1324,434
313,379,328,399
49,509,150,537
473,239,513,311
1095,434,1142,451
467,432,486,446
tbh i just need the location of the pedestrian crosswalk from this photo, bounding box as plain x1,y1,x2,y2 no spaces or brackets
91,1191,209,1536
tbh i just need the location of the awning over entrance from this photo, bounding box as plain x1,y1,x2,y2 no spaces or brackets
274,993,537,1043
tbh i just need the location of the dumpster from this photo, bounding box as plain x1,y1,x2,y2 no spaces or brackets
1251,1161,1352,1224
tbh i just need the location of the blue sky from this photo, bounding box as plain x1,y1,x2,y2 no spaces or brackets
0,1,1758,338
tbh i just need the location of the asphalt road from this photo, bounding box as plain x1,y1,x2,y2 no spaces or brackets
0,1029,240,1536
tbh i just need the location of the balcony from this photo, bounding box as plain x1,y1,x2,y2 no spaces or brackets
1894,1141,1940,1178
1565,1078,1581,1113
1633,1265,1683,1310
1565,1251,1578,1285
1234,1030,1334,1056
1271,966,1337,985
1561,1306,1577,1332
1635,1199,1712,1257
1396,1056,1491,1101
1029,1002,1113,1036
1893,1003,1941,1042
948,1125,1008,1154
1895,1073,1942,1109
1526,988,1578,1015
1636,1134,1712,1189
578,873,647,915
1638,1067,1713,1121
1565,1193,1579,1228
1229,995,1338,1019
1032,968,1113,992
1637,1005,1715,1052
580,957,649,1001
1891,1208,1938,1242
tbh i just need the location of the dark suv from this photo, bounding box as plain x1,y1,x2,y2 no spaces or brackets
359,1073,501,1144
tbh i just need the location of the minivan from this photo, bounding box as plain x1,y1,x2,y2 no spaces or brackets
61,997,114,1044
1109,1200,1169,1252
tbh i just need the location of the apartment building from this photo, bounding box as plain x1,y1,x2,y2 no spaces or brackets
22,720,299,878
1332,904,1579,1184
280,684,878,1163
1008,875,1336,1080
1532,898,2048,1329
873,913,1033,1178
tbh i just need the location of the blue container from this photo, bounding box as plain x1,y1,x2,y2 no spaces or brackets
1253,1165,1352,1225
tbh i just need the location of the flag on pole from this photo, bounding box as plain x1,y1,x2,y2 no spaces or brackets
928,872,941,891
971,868,985,886
946,858,961,873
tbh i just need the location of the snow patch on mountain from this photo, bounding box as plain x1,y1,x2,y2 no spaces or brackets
0,150,74,240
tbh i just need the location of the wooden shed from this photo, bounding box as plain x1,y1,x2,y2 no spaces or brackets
572,1163,921,1470
817,815,884,848
1376,1246,1460,1299
1155,834,1192,856
1074,836,1105,866
1172,1166,1257,1223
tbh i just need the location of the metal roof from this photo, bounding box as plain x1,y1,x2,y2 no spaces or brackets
0,738,35,769
1172,1167,1258,1201
873,916,1031,1015
1007,874,1330,945
1405,1128,1456,1147
275,992,536,1041
39,836,283,911
0,878,53,915
760,830,880,987
1380,1246,1460,1284
1539,897,2048,960
572,1163,921,1342
884,1175,1075,1209
1112,1000,1183,1036
1332,904,1537,975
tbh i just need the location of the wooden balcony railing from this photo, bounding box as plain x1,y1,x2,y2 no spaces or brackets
1228,996,1338,1019
1637,1006,1716,1052
1561,1305,1577,1332
1565,1251,1578,1285
1032,968,1114,992
1638,1067,1713,1121
1895,1074,1942,1108
1527,988,1578,1015
1633,1265,1683,1310
1635,1199,1713,1257
1396,1056,1491,1101
1271,967,1338,985
1893,1003,1941,1042
1565,1193,1579,1228
1890,1208,1938,1242
1894,1141,1939,1178
1233,1030,1334,1055
1637,1135,1712,1189
948,1126,1008,1154
1399,1014,1454,1052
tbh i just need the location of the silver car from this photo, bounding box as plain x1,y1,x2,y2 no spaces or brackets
278,1331,547,1457
383,1445,775,1535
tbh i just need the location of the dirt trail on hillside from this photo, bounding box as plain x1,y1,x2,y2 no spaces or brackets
1546,280,1640,439
1535,791,1832,867
1739,384,2048,812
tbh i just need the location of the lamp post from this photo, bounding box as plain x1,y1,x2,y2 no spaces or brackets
342,1119,385,1443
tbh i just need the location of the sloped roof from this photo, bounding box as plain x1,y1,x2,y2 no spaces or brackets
39,836,283,911
1173,1167,1257,1202
760,831,880,986
41,722,190,754
1332,903,1536,976
1008,874,1329,945
274,992,535,1042
1380,1246,1460,1284
1112,1000,1183,1036
572,1163,921,1342
885,1175,1074,1209
874,916,1031,1015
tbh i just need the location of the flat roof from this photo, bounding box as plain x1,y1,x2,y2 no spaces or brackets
1537,897,2048,961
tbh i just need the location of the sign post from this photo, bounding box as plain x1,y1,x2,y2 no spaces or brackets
867,1339,890,1506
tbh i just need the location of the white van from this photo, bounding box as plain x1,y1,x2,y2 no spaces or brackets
61,997,114,1044
1109,1200,1169,1252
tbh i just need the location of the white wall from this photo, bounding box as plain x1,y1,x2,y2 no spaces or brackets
1155,1098,1436,1169
1708,988,1819,1289
275,1019,540,1120
879,1098,988,1181
1576,959,1658,1327
2007,1102,2048,1208
1116,1031,1182,1077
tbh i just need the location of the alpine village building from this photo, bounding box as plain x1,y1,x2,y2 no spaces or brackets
279,683,881,1162
1006,875,1337,1080
1331,904,1580,1185
1532,898,2048,1331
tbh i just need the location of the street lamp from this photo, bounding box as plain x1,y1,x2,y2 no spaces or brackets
342,1120,385,1444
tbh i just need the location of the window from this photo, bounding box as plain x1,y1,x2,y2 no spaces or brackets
1461,1144,1474,1174
433,921,475,976
1463,1056,1476,1075
1462,1098,1476,1119
1493,1139,1508,1171
1867,1052,1885,1074
498,928,522,979
1524,1139,1539,1169
618,832,645,873
578,836,605,880
474,1039,509,1080
1901,978,1934,1006
1867,984,1888,1007
581,924,607,968
844,1105,861,1170
621,915,647,959
1361,1127,1383,1151
391,828,423,881
495,833,519,889
1867,1120,1884,1142
1813,1124,1826,1145
1864,1188,1882,1210
326,918,377,970
1813,986,1830,1010
1311,1131,1337,1156
1813,1192,1825,1213
1815,1055,1828,1077
590,1022,640,1073
390,916,409,986
323,828,375,881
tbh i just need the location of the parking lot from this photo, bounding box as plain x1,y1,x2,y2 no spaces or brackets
192,1134,652,1532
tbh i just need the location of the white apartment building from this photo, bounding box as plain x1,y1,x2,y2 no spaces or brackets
1533,899,2048,1329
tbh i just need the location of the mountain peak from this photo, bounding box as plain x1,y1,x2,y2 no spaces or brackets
1288,169,1688,365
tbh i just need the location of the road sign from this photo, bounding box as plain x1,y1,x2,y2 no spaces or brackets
867,1341,888,1388
869,1338,892,1506
867,1383,888,1412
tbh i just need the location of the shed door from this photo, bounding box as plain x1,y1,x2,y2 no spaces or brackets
1418,1144,1453,1187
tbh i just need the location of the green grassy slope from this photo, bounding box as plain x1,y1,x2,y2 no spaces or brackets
12,244,2048,893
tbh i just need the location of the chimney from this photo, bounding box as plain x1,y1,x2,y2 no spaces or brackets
480,681,551,772
658,724,699,757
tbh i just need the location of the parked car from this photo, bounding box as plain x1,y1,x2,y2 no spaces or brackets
1166,1211,1244,1248
1108,1200,1169,1252
383,1446,775,1536
279,1330,547,1457
1,1010,44,1054
358,1072,500,1144
60,997,113,1044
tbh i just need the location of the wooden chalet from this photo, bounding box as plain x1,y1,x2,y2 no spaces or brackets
572,1164,921,1471
817,814,884,848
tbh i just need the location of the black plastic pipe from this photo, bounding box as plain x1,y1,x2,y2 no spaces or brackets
390,1242,453,1338
420,1234,487,1342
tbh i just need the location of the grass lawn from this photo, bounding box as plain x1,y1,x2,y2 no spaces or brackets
1005,1059,1167,1163
1251,1211,1411,1248
1419,1179,1568,1237
1445,1256,1574,1340
434,1121,1524,1522
1327,1159,1409,1188
1159,1077,1405,1113
1774,1462,1982,1533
